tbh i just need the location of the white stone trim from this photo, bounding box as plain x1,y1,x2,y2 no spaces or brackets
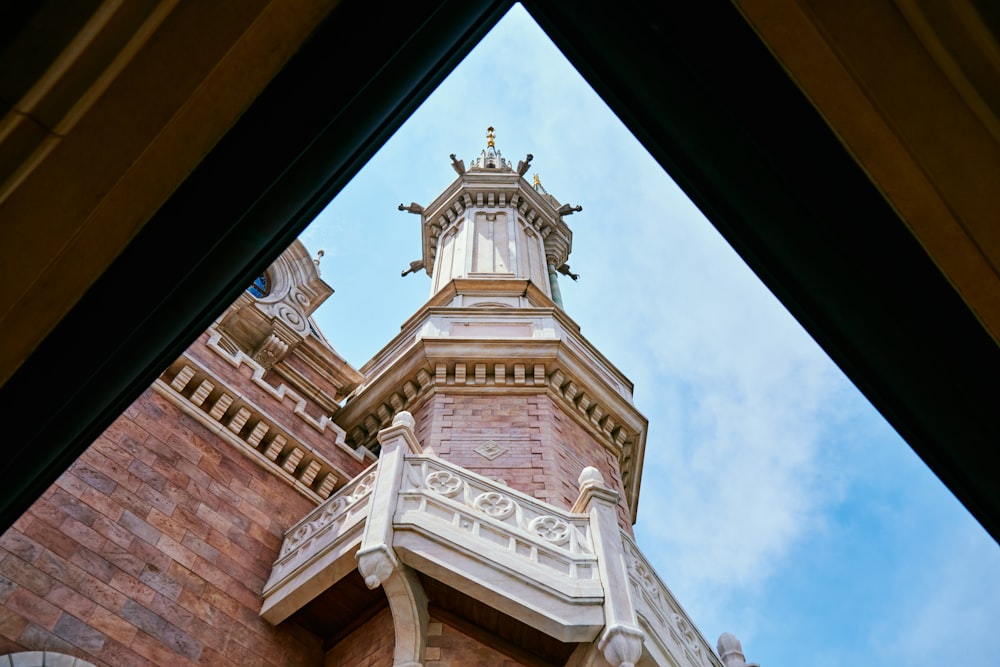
0,653,96,667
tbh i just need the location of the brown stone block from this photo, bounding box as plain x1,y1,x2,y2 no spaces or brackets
248,519,281,549
149,591,195,633
68,546,116,585
155,534,198,571
53,472,87,500
137,563,184,602
221,633,266,666
110,485,151,520
64,567,128,615
151,459,194,494
81,451,138,493
129,628,199,667
181,534,221,567
5,587,61,629
174,457,215,492
120,598,166,638
27,496,68,531
53,611,106,653
193,556,232,591
0,530,42,569
208,480,245,513
190,584,241,626
59,517,106,553
225,524,267,557
0,554,53,597
16,622,76,656
140,433,184,467
184,482,223,513
145,507,185,543
78,486,125,524
110,570,156,607
96,636,153,667
127,535,172,575
91,515,133,551
223,571,265,609
171,505,210,540
165,561,206,598
88,604,138,646
0,607,28,643
128,459,169,494
22,521,78,562
0,575,14,605
103,416,151,447
118,510,161,548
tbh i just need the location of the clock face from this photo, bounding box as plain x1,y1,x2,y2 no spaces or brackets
248,272,269,298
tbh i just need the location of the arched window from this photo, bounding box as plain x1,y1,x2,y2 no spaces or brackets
248,272,270,298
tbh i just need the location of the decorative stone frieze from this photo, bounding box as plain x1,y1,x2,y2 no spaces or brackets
156,354,365,503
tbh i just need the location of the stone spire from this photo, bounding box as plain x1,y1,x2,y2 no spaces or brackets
400,127,581,307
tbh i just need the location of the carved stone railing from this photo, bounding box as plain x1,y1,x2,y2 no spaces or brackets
262,412,721,667
395,456,599,586
622,534,723,667
260,462,377,622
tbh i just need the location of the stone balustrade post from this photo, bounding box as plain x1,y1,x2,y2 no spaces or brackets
573,467,645,667
356,411,428,667
718,633,759,667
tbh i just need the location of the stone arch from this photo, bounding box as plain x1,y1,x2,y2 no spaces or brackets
0,652,96,667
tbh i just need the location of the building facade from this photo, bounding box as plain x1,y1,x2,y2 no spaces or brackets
0,134,754,666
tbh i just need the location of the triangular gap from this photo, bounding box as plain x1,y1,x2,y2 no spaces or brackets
295,4,1000,667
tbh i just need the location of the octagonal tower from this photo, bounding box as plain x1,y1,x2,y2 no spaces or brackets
339,128,646,530
260,130,732,667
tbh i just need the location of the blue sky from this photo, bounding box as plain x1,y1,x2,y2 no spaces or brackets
299,5,1000,664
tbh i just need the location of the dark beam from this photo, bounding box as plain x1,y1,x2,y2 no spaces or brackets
526,0,1000,541
0,0,513,531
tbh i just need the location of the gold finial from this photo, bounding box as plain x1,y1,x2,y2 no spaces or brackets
487,126,495,147
533,173,540,187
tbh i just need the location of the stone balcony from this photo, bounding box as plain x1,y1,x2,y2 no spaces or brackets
260,412,720,667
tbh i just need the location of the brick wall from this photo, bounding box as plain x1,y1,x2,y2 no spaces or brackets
0,390,324,666
425,616,534,667
412,392,633,531
323,607,394,666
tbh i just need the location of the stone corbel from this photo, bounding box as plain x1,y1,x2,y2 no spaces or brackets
356,412,428,666
574,467,645,667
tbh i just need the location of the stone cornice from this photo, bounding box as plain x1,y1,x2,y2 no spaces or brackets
154,333,375,503
418,170,573,274
337,332,647,521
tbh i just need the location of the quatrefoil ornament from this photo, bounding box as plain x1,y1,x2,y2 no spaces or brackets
529,515,570,545
472,491,516,519
425,470,463,497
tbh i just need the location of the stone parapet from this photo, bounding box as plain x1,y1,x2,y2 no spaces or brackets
262,416,719,667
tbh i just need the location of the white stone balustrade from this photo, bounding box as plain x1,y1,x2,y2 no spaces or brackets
622,534,722,667
261,415,722,667
260,461,378,623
